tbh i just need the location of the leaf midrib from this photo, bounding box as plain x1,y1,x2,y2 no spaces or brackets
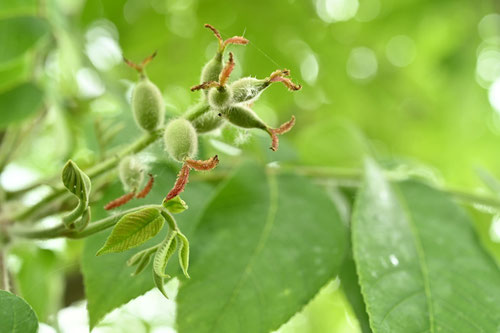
209,172,279,333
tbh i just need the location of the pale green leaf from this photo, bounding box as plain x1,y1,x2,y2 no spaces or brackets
153,271,169,299
163,195,189,214
177,232,190,278
0,290,38,333
82,164,214,330
62,160,91,202
352,161,500,332
96,207,165,256
153,230,178,278
176,164,347,333
0,82,43,129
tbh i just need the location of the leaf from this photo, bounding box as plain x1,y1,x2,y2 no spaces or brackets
62,160,91,227
352,160,500,332
163,195,189,214
176,164,347,333
127,245,158,276
153,230,178,278
0,82,43,129
82,163,214,330
153,271,169,299
0,0,38,17
0,290,38,333
0,16,49,64
10,245,64,322
96,207,165,256
177,232,190,278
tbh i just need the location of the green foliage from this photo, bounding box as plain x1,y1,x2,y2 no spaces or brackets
82,166,214,329
162,195,188,214
96,207,165,255
352,161,500,332
176,164,347,333
0,16,48,64
0,82,43,129
61,160,92,228
0,290,38,333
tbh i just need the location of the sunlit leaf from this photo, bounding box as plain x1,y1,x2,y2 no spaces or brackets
176,164,347,333
153,230,177,278
96,207,165,256
352,161,500,332
0,290,38,333
177,232,190,278
163,195,188,214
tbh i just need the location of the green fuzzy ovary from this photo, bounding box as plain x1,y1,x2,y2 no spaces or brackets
119,155,145,191
222,105,267,130
200,53,223,95
164,118,198,162
132,80,164,132
208,87,232,109
184,102,224,133
230,77,268,103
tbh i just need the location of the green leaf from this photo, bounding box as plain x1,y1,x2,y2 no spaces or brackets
352,161,500,332
62,160,91,228
0,0,38,17
0,290,38,333
177,232,190,278
153,230,178,278
82,163,214,330
153,270,169,299
0,82,43,129
176,164,347,333
163,195,189,214
10,245,64,322
96,207,165,256
0,16,49,64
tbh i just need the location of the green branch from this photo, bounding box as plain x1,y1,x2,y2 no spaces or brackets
9,205,163,240
9,129,163,222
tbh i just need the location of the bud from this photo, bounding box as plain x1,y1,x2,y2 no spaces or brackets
199,24,248,95
220,105,295,151
125,52,165,132
119,155,145,191
230,69,302,104
184,101,224,133
163,118,198,162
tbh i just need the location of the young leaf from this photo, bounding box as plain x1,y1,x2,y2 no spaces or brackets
0,17,49,64
61,160,91,228
0,82,44,129
176,164,347,333
127,245,159,276
177,232,190,278
163,195,189,214
352,160,500,332
153,270,169,299
0,290,38,333
96,207,165,256
153,230,178,278
82,164,214,330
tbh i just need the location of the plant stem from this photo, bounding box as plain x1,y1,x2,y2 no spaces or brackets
9,129,163,222
9,205,163,240
0,247,9,291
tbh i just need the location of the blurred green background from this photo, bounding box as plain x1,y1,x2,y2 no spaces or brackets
1,0,500,332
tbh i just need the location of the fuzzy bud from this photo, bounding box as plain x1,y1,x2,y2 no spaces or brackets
220,105,267,130
164,118,198,162
132,79,165,132
208,87,233,109
119,155,146,191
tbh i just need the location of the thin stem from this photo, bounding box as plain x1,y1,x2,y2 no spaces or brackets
9,129,163,222
0,247,9,291
9,205,163,240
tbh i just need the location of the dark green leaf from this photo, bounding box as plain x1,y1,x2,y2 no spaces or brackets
62,160,91,202
176,164,347,333
0,82,43,129
352,161,500,332
0,290,38,333
96,207,165,255
0,16,49,64
82,164,214,329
